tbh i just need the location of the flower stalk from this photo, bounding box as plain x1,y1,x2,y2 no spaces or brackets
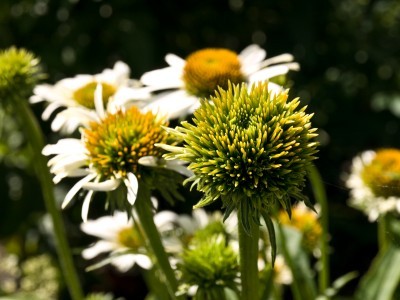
238,208,259,300
15,99,84,300
134,183,179,300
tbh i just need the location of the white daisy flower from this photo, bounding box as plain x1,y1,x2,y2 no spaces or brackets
346,149,400,221
140,44,299,119
80,210,179,272
30,61,150,134
42,85,186,221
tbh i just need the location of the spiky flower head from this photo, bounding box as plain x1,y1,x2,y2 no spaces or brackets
160,82,318,231
178,235,239,298
0,47,42,106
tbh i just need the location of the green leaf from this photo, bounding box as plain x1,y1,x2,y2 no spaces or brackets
277,224,317,300
355,244,400,300
261,212,276,267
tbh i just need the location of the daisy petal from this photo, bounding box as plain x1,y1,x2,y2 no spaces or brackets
82,240,116,259
165,53,186,68
124,173,138,205
133,254,153,270
94,84,106,119
82,178,120,191
140,67,183,90
110,254,138,272
143,90,198,119
62,173,97,209
261,53,296,67
81,189,94,222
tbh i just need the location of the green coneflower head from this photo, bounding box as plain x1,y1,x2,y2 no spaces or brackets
0,47,42,105
159,82,319,231
178,235,239,298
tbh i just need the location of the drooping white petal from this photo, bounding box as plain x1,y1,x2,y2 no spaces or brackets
239,44,267,75
261,53,296,67
51,107,99,132
248,65,290,84
94,84,106,119
142,90,198,119
53,168,90,184
165,160,194,177
83,178,121,191
81,212,131,240
81,189,95,222
140,67,183,90
124,173,139,205
132,254,152,270
154,210,179,230
41,102,64,120
82,240,116,259
165,53,186,68
42,139,86,156
62,173,97,209
110,254,138,272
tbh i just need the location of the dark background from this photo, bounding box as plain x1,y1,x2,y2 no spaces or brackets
1,0,400,298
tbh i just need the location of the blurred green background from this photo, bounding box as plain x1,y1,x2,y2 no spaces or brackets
1,0,400,298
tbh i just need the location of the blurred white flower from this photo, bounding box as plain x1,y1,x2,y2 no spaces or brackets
346,149,400,221
81,210,178,272
31,61,150,134
140,44,299,119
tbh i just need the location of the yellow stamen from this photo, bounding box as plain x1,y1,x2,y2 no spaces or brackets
117,227,141,249
183,48,245,98
362,148,400,198
73,81,116,109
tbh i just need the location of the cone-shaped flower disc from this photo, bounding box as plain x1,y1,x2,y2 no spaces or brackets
159,82,319,230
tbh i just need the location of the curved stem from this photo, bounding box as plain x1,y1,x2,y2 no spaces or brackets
238,210,259,300
307,163,330,294
134,183,179,300
16,101,84,300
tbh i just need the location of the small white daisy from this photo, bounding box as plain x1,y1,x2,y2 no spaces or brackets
42,85,187,221
140,44,299,119
30,61,150,134
80,210,179,272
346,149,400,221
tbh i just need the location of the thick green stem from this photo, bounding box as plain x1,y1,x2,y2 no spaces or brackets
378,215,388,251
16,101,84,300
134,184,179,300
238,210,259,300
307,163,330,294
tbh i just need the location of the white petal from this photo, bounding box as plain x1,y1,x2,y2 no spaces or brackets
83,178,121,191
154,210,179,229
62,173,97,209
110,254,138,272
165,53,186,68
81,212,131,240
165,160,194,177
81,189,94,222
41,102,64,120
94,84,105,119
261,53,295,67
133,254,153,270
142,90,198,119
124,173,138,205
42,139,85,155
239,44,266,75
248,65,290,83
140,67,183,90
82,240,116,259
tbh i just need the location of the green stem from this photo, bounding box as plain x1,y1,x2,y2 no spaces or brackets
134,183,179,300
378,215,388,251
16,101,84,300
238,210,259,300
307,163,330,294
